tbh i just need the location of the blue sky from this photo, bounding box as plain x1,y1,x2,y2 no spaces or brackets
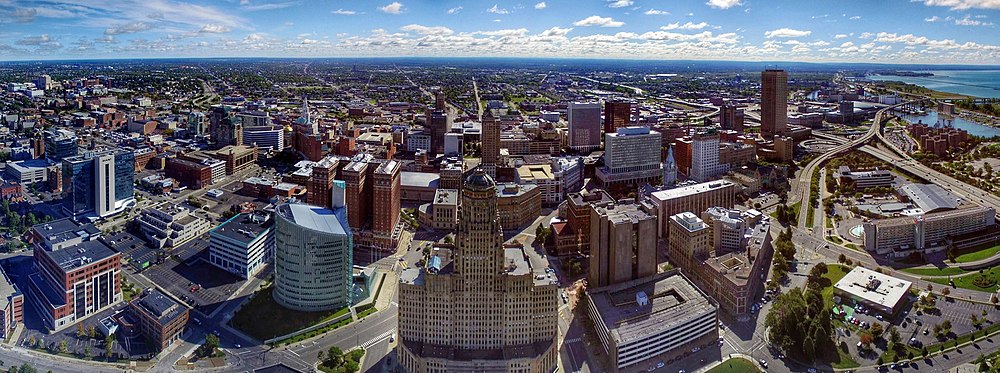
1,0,999,64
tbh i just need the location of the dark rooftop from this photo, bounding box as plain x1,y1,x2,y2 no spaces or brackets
41,239,118,273
210,212,274,245
134,289,186,325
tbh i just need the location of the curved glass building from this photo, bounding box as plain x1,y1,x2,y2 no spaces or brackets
273,201,353,311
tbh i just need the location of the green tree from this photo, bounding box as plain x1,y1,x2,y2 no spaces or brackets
871,322,884,337
889,326,901,346
57,340,67,354
326,346,344,367
105,334,115,357
76,324,86,339
17,364,36,373
203,334,220,357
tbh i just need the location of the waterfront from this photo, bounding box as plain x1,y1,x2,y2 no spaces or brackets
894,109,1000,138
869,70,1000,98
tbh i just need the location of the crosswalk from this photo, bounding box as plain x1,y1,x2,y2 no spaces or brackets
361,328,396,349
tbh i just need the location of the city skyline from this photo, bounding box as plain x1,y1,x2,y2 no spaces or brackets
0,0,998,64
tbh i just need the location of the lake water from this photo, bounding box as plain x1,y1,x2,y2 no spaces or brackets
894,110,1000,138
868,70,1000,98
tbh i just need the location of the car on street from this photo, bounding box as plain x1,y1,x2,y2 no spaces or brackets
759,359,768,368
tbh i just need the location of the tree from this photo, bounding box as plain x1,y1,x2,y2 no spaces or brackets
84,346,91,359
326,346,344,367
87,326,96,339
838,253,847,263
76,324,86,339
17,364,36,373
859,332,874,347
871,322,884,337
889,326,901,346
203,334,220,357
942,287,951,296
105,334,115,357
57,340,67,354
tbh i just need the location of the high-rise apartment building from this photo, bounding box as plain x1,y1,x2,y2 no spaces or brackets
61,149,135,219
307,156,342,209
210,106,243,148
372,160,401,250
398,170,559,373
342,156,372,231
209,212,275,279
273,198,353,312
597,126,662,188
761,69,788,139
648,180,737,237
481,110,501,177
690,131,721,182
589,199,657,288
568,102,602,152
603,100,636,135
429,109,450,155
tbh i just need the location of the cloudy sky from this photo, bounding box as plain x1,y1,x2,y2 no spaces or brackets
1,0,999,64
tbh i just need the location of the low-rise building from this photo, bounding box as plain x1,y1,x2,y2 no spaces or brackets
129,289,189,351
863,205,996,257
138,203,213,249
833,266,912,315
25,219,122,331
648,180,738,238
586,270,719,373
5,159,50,184
418,189,458,230
0,268,23,339
836,166,893,189
208,212,275,279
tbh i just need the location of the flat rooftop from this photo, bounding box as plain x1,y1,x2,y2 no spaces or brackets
650,180,734,201
433,189,459,205
211,212,273,244
43,239,118,272
277,203,349,236
588,270,716,345
135,289,186,324
834,266,912,309
32,218,101,249
401,171,439,189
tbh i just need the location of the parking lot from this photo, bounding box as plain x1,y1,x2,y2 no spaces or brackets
142,254,247,316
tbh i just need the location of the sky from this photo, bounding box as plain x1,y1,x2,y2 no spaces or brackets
1,0,1000,64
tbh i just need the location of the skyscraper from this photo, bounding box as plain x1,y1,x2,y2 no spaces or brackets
689,131,721,182
273,196,352,312
428,109,450,155
589,199,658,288
761,69,788,139
603,100,636,135
568,102,602,152
397,170,559,372
372,160,401,251
481,110,500,177
210,106,243,148
61,149,135,218
596,126,663,188
719,104,745,133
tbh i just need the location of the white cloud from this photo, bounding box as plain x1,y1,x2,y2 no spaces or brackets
487,4,510,14
638,31,739,44
661,21,710,30
300,39,318,44
379,2,403,14
849,15,861,20
645,9,670,15
764,28,812,38
332,9,356,15
954,15,994,25
608,0,633,8
573,15,625,27
240,1,297,11
539,26,573,37
447,6,463,14
706,0,742,9
105,21,151,35
401,24,454,36
243,33,265,43
859,32,875,39
918,0,1000,10
534,2,547,10
834,34,849,39
199,24,231,33
925,15,942,21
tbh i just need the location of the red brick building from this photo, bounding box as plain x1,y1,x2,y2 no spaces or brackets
0,269,23,339
165,158,213,189
129,289,189,351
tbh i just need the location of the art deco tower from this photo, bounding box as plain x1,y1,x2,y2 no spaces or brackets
397,169,559,373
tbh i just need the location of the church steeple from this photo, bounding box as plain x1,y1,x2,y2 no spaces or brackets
663,145,677,187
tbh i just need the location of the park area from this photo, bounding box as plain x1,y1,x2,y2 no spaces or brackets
229,287,350,341
705,358,761,373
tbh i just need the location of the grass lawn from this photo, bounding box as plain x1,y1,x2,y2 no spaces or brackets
806,206,815,228
830,342,861,369
826,217,833,229
821,264,851,308
845,243,860,251
900,266,969,277
947,267,1000,292
229,287,350,341
955,243,1000,263
706,358,761,373
827,235,844,244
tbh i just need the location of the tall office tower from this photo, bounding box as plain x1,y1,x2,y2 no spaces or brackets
689,131,721,182
307,156,341,209
273,198,353,311
568,102,602,152
429,109,450,155
188,112,207,136
61,149,135,219
603,100,636,135
663,145,678,187
32,74,51,90
761,69,788,139
435,90,447,111
719,105,745,133
481,110,500,177
210,106,243,148
596,126,663,188
341,158,371,231
372,160,401,250
397,170,559,373
44,128,78,161
588,199,657,288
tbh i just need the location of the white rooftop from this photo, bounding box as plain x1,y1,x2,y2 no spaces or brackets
834,266,912,309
